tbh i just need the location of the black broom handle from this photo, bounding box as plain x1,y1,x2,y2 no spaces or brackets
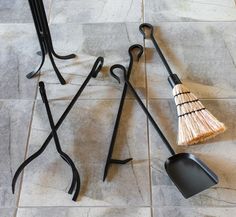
125,80,176,156
139,23,173,76
139,23,182,87
151,36,173,76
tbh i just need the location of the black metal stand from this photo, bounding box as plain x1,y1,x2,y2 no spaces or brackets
103,45,143,181
27,0,76,85
12,57,104,201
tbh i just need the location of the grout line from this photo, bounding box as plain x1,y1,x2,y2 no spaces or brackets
15,204,236,208
47,20,236,25
34,96,149,101
143,36,154,216
0,99,37,102
13,208,18,217
47,0,54,24
141,0,145,23
142,20,236,23
147,97,236,100
0,97,236,102
15,77,40,212
2,19,236,26
2,19,236,25
17,205,152,209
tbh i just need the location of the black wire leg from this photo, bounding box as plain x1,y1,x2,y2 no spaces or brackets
47,50,66,85
51,50,76,60
26,50,46,79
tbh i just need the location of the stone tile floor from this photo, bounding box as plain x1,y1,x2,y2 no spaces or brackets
1,0,236,216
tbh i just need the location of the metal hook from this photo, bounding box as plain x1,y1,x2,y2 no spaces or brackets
108,45,143,84
110,64,127,84
91,56,104,78
139,23,174,77
103,45,144,182
128,44,144,61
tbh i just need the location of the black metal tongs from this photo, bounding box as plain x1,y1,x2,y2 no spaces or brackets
12,57,104,201
103,44,144,181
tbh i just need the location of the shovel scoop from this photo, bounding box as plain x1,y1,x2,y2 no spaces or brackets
165,153,218,198
110,64,219,198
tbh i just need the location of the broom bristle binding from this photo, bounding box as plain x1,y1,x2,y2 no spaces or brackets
173,84,226,146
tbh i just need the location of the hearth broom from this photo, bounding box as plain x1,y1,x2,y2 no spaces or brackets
139,23,226,146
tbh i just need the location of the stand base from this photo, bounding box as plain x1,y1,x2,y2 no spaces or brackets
27,52,76,82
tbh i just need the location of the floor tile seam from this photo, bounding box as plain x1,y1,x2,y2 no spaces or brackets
147,97,236,100
17,205,152,209
1,97,235,101
143,34,154,217
48,0,54,24
1,21,236,25
15,77,40,209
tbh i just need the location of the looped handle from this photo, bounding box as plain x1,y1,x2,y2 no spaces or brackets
91,56,104,78
110,64,127,84
128,44,144,62
139,23,154,39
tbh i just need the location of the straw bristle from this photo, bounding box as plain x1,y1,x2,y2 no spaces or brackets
173,84,226,146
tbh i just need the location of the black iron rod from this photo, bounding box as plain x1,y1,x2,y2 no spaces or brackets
36,0,66,85
103,45,143,181
125,79,176,155
139,23,173,76
28,0,47,54
26,0,75,81
110,64,176,156
35,0,75,60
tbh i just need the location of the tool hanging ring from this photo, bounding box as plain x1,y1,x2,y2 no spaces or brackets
128,44,144,61
110,64,127,84
139,23,154,39
91,56,104,78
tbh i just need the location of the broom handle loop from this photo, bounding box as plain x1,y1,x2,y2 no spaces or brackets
110,64,176,156
139,23,173,76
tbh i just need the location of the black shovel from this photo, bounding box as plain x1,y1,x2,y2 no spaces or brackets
110,64,218,198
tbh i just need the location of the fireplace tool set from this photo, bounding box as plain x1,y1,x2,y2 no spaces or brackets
12,0,226,202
